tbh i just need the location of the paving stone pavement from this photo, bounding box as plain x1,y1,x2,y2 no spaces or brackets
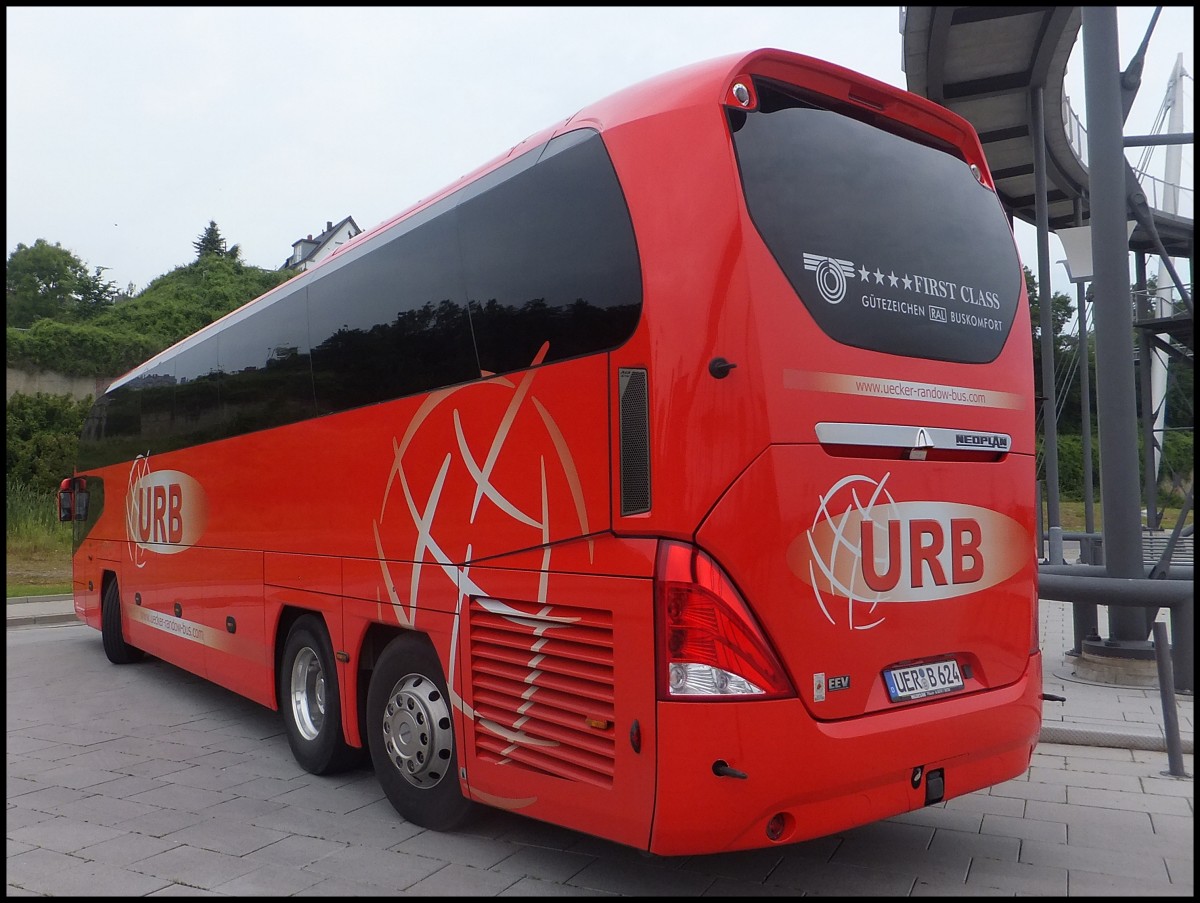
7,595,1193,896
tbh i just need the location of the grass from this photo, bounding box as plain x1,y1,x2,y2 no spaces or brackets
7,479,71,549
7,478,74,597
8,581,72,597
1044,499,1193,533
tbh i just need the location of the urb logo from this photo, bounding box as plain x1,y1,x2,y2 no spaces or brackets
803,252,857,305
788,473,1029,631
126,456,207,566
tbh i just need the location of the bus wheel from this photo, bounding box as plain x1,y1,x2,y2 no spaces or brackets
367,632,478,831
279,615,359,775
100,579,144,665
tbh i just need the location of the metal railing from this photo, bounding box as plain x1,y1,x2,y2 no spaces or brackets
1062,92,1194,221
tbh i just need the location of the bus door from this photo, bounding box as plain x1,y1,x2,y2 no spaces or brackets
198,548,271,706
119,448,218,679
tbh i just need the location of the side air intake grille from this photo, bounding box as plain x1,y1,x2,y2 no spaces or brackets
468,597,615,788
618,367,650,515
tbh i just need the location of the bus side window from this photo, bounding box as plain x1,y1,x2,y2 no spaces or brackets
308,211,477,414
459,131,642,376
77,386,139,472
174,339,221,448
219,290,316,433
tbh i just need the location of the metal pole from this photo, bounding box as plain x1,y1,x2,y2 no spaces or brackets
1149,54,1187,526
1032,85,1062,549
1170,586,1194,695
1161,54,1186,219
1074,269,1099,652
1081,7,1146,641
1038,575,1194,606
1123,132,1195,147
1078,285,1096,538
1136,252,1160,535
1074,200,1097,541
1152,620,1188,777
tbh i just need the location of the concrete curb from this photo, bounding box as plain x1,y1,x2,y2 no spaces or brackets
1040,723,1194,754
6,612,82,629
6,594,79,630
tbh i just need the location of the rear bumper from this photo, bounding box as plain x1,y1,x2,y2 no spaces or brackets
649,652,1042,855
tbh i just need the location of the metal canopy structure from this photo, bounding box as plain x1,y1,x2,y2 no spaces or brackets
901,5,1193,261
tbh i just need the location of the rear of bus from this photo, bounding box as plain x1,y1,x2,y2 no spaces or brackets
599,50,1041,854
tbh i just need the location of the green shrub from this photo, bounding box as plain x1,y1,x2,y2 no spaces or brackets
1045,430,1192,507
6,255,294,377
6,392,91,493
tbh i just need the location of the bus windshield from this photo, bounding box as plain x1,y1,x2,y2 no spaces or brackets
730,78,1022,363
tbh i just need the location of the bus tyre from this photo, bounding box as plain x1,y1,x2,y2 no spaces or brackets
101,580,144,665
367,633,478,832
279,615,360,775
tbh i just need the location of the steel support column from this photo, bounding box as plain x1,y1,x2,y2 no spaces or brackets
1081,7,1147,640
1032,85,1062,558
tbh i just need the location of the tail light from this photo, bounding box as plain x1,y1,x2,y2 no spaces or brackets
654,540,794,700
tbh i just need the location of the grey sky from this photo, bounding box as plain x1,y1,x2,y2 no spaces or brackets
5,6,1193,302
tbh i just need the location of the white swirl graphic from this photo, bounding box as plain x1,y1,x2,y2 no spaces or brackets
373,348,592,780
126,454,152,569
804,473,895,631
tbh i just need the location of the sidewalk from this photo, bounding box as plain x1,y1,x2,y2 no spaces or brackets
1039,597,1193,755
6,593,78,629
7,592,1194,754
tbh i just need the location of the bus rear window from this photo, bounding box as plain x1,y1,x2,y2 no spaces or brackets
729,80,1021,364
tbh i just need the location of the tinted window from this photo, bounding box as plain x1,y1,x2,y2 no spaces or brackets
77,362,174,469
460,130,642,375
77,385,141,470
308,208,477,415
174,338,221,446
78,128,643,469
137,359,176,442
731,80,1021,363
218,290,316,432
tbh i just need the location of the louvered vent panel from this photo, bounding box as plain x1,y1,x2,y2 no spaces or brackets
469,596,615,788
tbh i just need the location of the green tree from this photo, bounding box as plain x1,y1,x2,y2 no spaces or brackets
1025,265,1080,432
1025,265,1074,359
7,251,295,377
193,220,228,259
6,239,117,327
5,392,92,492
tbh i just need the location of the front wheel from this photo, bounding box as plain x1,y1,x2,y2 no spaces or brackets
278,615,360,775
100,579,143,665
366,632,478,831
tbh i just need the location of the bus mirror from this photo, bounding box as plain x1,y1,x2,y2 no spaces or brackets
58,477,88,522
58,479,74,523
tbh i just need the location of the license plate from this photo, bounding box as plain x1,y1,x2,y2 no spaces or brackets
884,659,964,702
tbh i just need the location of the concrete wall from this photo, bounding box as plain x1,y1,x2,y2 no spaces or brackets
6,367,116,402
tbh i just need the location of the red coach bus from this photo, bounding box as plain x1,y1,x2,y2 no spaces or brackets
60,48,1041,855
